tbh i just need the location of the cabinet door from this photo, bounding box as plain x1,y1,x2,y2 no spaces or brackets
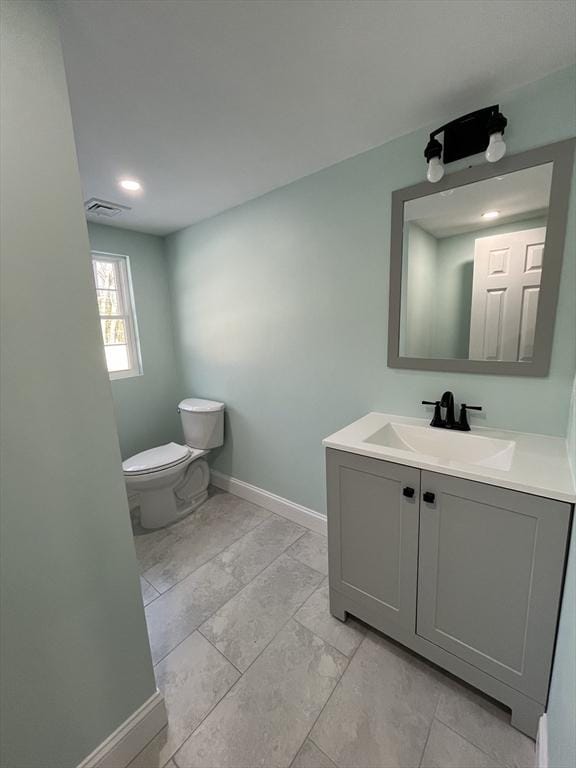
418,471,571,701
326,449,420,632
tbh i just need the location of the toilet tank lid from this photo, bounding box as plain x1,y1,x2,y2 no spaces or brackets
178,398,225,413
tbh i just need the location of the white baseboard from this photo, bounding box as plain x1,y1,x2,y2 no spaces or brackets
211,470,327,536
77,691,167,768
536,713,548,768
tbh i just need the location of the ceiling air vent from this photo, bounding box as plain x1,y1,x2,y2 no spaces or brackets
84,197,131,218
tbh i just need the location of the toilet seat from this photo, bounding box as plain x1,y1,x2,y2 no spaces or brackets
123,442,193,476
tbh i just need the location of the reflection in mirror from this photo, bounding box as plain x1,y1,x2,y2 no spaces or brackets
400,163,552,361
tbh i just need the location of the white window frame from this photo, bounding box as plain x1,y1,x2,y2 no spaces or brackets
91,251,142,380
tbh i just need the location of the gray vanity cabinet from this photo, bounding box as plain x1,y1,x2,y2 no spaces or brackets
417,471,570,702
326,447,572,737
326,449,420,634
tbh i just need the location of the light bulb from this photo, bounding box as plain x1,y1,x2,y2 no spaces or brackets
119,179,142,191
485,132,506,163
427,156,445,183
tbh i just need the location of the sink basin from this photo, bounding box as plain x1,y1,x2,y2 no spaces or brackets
364,422,516,471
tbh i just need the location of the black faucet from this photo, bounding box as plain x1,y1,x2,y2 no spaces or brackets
422,392,482,431
440,391,456,428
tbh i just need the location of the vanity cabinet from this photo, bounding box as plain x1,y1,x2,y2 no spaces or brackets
326,448,572,738
326,451,420,634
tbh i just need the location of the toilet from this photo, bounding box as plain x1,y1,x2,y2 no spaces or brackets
123,398,225,529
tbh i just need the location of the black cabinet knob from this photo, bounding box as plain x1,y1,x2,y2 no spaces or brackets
423,491,436,503
403,486,415,498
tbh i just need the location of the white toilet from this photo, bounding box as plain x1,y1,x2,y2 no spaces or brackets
123,398,225,529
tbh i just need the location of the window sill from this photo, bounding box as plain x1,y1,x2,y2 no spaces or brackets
109,370,143,381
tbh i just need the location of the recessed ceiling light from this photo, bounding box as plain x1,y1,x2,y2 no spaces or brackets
482,210,500,220
119,179,142,192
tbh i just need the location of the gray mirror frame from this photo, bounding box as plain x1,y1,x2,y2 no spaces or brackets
387,138,575,376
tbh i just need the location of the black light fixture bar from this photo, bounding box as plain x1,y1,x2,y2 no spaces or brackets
425,105,507,165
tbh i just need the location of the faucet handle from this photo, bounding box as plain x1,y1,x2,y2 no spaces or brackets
422,400,444,428
458,404,482,431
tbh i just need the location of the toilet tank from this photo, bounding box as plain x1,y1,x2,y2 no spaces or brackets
178,398,225,449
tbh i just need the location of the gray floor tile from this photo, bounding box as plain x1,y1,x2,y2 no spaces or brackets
287,530,328,575
420,720,501,768
294,579,365,657
134,528,181,574
130,633,240,766
171,491,270,539
310,630,445,768
140,576,160,607
435,683,535,768
213,514,306,585
175,620,347,768
144,494,270,592
145,560,242,665
290,740,338,768
199,552,324,671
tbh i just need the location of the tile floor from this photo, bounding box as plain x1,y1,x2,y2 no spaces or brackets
129,489,536,768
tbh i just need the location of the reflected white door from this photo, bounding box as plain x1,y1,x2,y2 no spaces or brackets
469,227,546,362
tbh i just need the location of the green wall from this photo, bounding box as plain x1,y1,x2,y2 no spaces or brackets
547,376,576,768
0,3,156,766
88,223,183,459
166,65,576,514
402,223,438,357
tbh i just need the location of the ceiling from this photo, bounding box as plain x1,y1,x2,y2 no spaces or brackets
57,0,576,236
405,163,552,238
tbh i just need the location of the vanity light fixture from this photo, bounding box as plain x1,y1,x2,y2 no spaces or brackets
119,179,142,192
424,105,509,182
482,210,500,220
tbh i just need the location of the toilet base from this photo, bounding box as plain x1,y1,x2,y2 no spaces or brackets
132,458,210,530
173,488,209,523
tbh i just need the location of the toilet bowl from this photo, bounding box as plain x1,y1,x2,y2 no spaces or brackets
123,398,224,529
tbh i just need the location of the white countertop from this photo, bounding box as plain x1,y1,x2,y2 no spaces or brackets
323,412,576,503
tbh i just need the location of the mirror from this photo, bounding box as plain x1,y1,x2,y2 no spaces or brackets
401,164,552,361
388,140,574,376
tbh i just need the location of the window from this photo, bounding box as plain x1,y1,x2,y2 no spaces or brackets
91,253,142,379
